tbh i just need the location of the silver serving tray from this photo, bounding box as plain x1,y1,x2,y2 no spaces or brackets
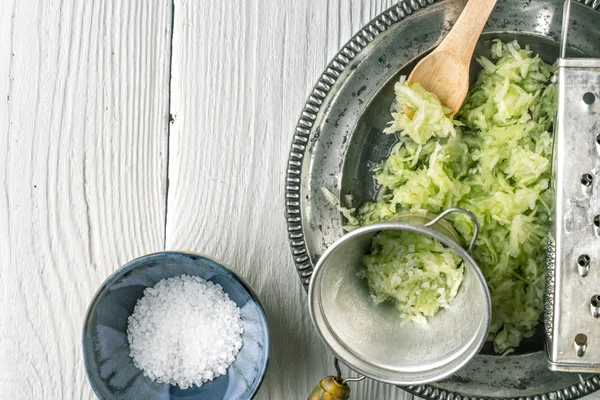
285,0,600,398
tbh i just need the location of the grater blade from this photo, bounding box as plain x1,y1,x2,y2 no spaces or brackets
545,0,600,373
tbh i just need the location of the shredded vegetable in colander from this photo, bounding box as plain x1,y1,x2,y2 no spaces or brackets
361,230,464,325
352,40,556,353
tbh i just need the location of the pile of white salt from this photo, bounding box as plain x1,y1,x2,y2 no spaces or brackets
127,274,244,389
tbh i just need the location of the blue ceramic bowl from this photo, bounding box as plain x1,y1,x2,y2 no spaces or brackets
82,252,270,400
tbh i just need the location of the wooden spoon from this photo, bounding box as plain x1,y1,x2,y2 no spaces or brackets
407,0,498,115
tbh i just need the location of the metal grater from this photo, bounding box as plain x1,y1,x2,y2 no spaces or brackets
546,0,600,372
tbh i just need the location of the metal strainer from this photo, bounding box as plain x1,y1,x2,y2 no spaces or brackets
307,208,491,398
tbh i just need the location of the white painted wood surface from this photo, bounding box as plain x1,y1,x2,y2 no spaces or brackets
166,0,412,399
0,0,172,398
4,0,595,399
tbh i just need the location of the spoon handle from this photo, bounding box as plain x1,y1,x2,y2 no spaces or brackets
439,0,498,61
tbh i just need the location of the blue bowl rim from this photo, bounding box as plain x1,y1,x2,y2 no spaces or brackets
81,250,271,400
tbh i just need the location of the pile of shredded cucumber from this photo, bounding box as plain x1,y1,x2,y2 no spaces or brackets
362,230,464,325
352,40,556,354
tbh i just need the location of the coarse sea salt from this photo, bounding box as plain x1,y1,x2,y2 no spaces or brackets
127,274,244,389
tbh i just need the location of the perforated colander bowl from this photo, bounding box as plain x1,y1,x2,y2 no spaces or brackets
308,208,491,385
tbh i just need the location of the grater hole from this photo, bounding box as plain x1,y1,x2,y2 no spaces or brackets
595,215,600,228
575,333,588,345
581,174,594,187
575,333,588,357
583,92,596,105
578,255,591,267
597,134,600,145
592,296,600,318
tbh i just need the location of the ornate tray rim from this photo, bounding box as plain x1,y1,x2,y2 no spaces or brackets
285,0,600,399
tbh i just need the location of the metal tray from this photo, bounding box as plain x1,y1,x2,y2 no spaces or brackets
285,0,600,398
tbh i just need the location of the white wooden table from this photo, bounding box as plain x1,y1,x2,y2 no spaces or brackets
0,0,415,398
1,1,596,400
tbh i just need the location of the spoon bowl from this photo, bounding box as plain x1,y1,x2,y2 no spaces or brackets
407,0,498,114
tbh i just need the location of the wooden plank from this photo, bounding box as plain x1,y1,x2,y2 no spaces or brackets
166,0,412,398
0,0,172,398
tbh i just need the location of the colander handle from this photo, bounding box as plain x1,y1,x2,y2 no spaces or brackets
423,207,480,255
307,358,365,400
307,376,351,400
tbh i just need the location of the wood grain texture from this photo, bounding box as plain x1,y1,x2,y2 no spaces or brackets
0,0,172,398
166,1,413,399
7,1,595,399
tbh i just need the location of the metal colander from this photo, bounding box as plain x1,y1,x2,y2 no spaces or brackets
308,208,491,388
